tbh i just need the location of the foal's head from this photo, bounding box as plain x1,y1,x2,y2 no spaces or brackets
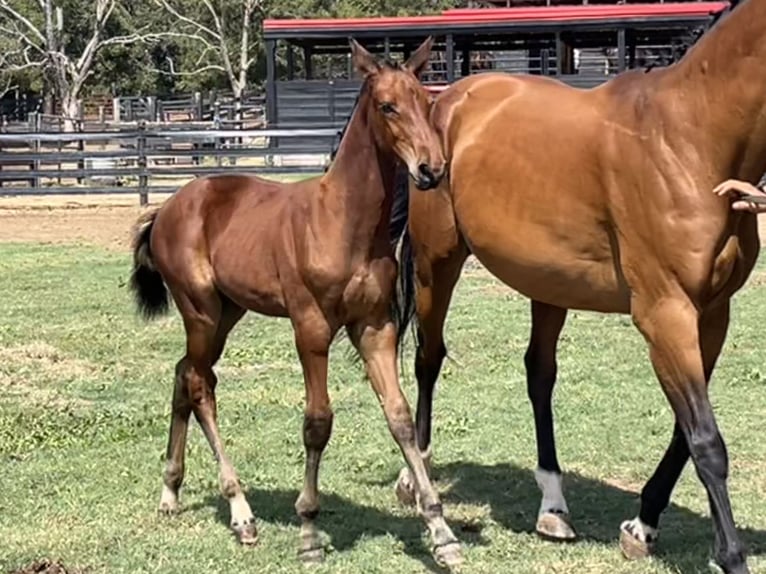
350,37,445,190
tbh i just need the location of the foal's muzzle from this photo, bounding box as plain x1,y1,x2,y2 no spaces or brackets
415,163,444,191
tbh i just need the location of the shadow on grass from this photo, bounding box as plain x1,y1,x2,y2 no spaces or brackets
199,462,766,572
435,461,766,572
199,486,489,573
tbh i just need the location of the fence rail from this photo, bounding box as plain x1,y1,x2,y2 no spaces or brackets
0,123,340,205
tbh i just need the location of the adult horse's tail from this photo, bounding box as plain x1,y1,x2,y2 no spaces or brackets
129,209,170,319
389,165,418,349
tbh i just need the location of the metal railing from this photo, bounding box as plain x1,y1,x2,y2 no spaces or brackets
0,123,339,205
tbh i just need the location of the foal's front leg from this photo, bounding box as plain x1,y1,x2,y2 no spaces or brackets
292,312,335,564
348,318,462,568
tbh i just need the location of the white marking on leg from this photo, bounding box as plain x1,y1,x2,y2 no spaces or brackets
159,484,179,512
621,516,658,543
535,468,569,516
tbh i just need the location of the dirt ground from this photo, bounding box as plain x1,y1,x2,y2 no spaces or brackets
2,192,766,251
0,193,172,251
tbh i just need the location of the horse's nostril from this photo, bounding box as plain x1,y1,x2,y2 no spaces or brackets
418,163,433,177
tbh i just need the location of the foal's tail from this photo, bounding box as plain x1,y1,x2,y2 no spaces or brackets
129,209,170,319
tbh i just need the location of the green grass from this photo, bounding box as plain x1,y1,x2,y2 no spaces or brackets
1,243,765,574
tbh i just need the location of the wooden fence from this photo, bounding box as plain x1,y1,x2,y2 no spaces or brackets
0,123,340,205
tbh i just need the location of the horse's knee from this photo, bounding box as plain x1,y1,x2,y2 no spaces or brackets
303,411,333,453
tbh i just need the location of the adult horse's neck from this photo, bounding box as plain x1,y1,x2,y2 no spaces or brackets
665,0,766,182
321,82,399,246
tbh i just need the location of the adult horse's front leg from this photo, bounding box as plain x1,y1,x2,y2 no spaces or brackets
525,300,576,541
349,318,462,568
631,295,748,574
621,302,730,560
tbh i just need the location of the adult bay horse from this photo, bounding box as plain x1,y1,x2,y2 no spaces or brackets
127,38,463,567
395,1,764,572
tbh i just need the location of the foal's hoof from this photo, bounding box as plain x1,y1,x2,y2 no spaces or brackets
232,517,259,546
299,546,325,566
158,486,180,515
158,501,180,516
619,521,655,560
433,541,463,569
536,511,577,542
395,468,416,507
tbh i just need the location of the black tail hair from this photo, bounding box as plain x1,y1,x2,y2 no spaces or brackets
389,165,418,354
129,209,170,319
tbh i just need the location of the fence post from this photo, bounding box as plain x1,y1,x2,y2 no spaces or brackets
113,96,121,123
137,120,148,206
31,112,40,190
214,100,222,168
76,117,85,185
194,92,202,121
0,117,4,189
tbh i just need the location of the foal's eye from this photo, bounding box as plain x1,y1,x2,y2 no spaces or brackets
379,102,396,115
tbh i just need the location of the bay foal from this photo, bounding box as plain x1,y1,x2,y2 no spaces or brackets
129,38,462,567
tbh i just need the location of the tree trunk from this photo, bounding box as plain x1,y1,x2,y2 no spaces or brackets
60,95,80,132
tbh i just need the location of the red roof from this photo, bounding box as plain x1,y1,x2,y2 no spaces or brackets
264,2,729,33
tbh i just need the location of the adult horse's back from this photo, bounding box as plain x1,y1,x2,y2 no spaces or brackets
129,38,464,567
397,2,763,573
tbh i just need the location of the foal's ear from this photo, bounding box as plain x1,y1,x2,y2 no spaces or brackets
350,38,380,79
404,36,434,78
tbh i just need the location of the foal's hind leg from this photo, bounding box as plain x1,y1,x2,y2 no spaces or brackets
525,301,576,541
350,317,462,568
396,246,467,506
620,301,729,560
160,294,255,544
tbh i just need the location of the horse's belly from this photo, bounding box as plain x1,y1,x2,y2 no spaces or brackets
472,246,630,313
456,207,631,313
212,247,289,317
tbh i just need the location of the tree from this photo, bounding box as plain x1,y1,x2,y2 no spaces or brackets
0,0,145,130
151,0,262,104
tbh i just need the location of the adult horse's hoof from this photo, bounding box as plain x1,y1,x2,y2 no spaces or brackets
619,521,655,560
232,517,259,546
433,541,463,569
536,511,577,542
395,467,416,507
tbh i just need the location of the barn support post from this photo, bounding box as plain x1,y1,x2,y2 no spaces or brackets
287,44,295,80
304,45,314,79
266,39,277,128
617,28,627,72
461,44,471,78
446,34,455,83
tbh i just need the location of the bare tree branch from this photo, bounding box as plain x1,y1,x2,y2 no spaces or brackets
1,0,146,130
153,0,262,99
0,1,46,44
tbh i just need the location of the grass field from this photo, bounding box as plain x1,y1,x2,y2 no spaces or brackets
1,235,766,574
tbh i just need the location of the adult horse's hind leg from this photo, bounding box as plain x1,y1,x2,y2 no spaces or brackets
525,300,576,541
620,301,730,560
396,245,467,506
350,317,462,568
159,290,255,545
631,295,747,574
